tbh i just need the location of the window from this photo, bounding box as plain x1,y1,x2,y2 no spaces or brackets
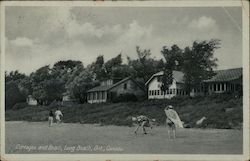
94,93,97,100
173,89,175,95
157,90,160,95
177,89,179,95
169,89,172,94
213,84,216,91
124,83,127,89
166,89,169,94
222,83,224,91
217,83,220,91
161,90,163,95
102,91,105,99
97,92,100,100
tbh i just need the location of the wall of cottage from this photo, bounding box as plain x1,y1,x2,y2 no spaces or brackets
109,80,145,98
147,77,189,99
87,91,108,103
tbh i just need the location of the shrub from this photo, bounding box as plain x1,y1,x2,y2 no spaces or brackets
12,102,28,110
112,93,138,103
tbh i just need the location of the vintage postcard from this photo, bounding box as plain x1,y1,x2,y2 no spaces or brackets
0,1,249,161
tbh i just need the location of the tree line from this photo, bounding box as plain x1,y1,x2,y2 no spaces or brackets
5,39,220,109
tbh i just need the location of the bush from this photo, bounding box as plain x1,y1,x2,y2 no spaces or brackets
12,102,28,110
5,95,243,129
5,81,26,110
112,93,138,103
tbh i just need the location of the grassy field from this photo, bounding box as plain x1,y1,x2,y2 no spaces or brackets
5,121,243,154
5,94,243,129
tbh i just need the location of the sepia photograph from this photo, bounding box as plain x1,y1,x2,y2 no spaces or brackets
0,1,249,161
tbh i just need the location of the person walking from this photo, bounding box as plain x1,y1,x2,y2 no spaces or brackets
55,107,63,124
48,110,54,127
164,105,183,139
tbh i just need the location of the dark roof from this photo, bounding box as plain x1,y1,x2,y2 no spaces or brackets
87,85,114,92
145,70,185,85
87,77,145,92
204,68,242,82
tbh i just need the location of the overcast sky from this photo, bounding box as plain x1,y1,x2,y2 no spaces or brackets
5,6,242,75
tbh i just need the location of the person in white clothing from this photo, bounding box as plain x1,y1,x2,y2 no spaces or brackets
55,107,63,124
164,105,183,139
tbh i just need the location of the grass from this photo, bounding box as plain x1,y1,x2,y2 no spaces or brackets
5,94,243,129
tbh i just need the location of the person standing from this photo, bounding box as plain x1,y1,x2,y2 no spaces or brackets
55,107,63,124
164,105,183,139
48,110,54,127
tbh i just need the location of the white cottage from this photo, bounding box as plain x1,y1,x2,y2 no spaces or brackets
145,68,242,99
145,71,192,99
26,95,38,105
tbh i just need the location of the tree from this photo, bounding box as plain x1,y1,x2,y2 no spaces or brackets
5,81,26,110
66,67,99,103
161,44,184,71
160,45,182,99
183,39,220,93
104,54,123,79
128,46,163,84
5,70,26,83
30,65,65,105
90,55,107,81
5,71,30,107
51,60,83,84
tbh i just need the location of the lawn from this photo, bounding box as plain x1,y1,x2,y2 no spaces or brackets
5,121,243,154
5,94,243,129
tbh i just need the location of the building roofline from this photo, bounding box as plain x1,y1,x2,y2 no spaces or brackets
87,76,145,93
145,70,184,86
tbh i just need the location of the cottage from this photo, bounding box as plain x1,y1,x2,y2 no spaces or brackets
26,95,38,106
145,68,242,99
204,68,242,95
87,77,145,103
145,70,197,99
62,92,72,102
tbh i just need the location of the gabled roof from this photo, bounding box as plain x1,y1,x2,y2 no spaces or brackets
204,68,242,82
87,77,145,93
145,70,184,85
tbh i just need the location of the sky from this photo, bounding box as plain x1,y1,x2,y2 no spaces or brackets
5,6,242,75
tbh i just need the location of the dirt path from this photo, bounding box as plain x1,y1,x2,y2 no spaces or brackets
5,121,243,154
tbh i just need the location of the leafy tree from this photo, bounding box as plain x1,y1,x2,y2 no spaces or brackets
30,65,65,105
51,60,83,84
128,46,162,84
104,54,123,79
161,44,184,71
5,70,26,83
90,55,107,81
5,81,26,110
183,39,220,93
66,67,99,103
159,45,182,98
